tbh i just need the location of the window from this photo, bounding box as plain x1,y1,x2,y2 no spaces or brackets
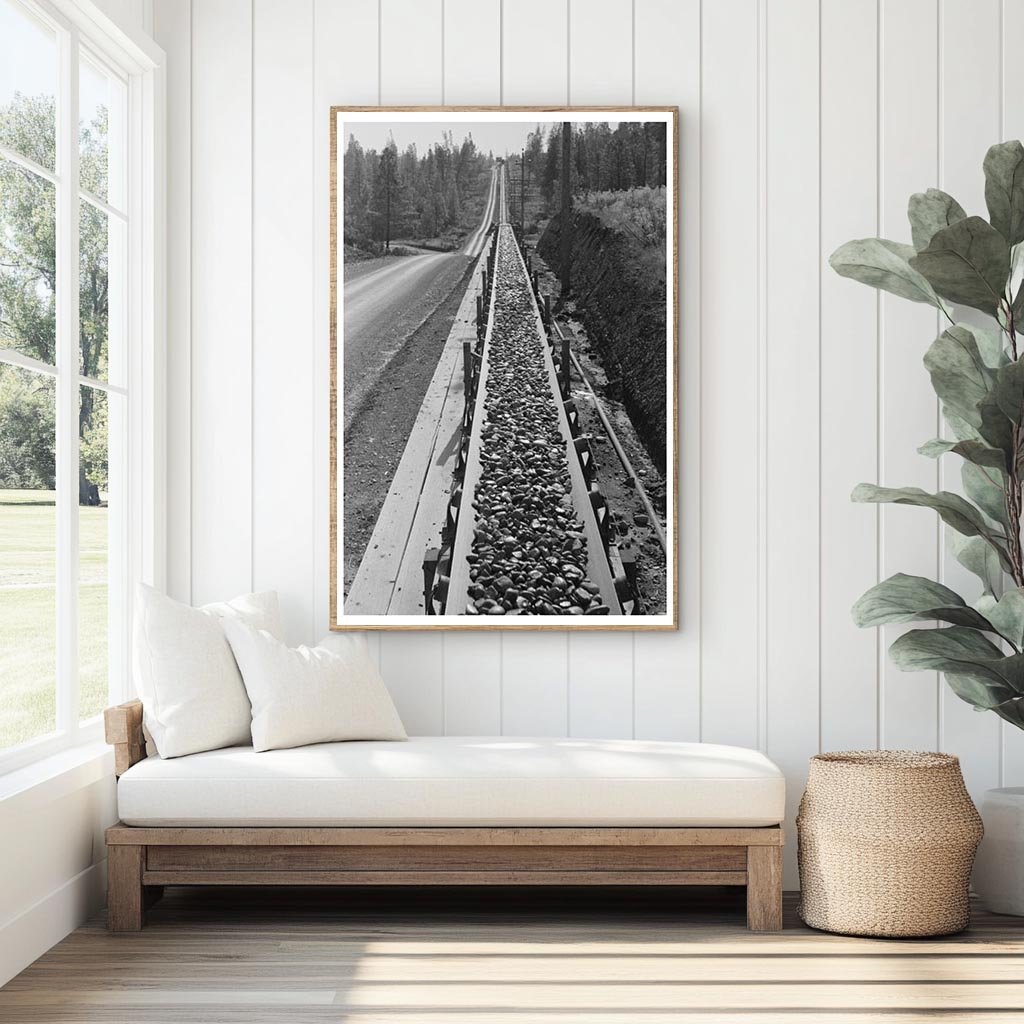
0,0,160,771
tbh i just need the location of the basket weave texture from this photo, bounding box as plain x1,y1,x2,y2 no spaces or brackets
797,750,983,938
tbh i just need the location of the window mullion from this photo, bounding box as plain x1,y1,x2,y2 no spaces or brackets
55,24,81,734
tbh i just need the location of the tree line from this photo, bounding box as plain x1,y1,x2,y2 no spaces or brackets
520,121,668,211
342,131,492,254
0,93,109,503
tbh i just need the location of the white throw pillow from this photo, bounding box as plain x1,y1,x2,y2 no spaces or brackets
223,621,407,752
133,584,283,758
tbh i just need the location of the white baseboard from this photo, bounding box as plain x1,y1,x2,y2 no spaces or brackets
0,859,107,987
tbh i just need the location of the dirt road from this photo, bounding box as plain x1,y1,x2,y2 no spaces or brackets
340,168,498,424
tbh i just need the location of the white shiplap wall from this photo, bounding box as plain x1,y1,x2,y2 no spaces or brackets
153,0,1024,882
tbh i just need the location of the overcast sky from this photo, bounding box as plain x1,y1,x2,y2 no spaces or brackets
341,121,562,158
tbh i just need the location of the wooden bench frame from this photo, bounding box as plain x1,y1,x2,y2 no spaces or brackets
104,700,784,932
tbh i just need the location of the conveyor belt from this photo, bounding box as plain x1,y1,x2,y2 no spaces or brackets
426,169,633,618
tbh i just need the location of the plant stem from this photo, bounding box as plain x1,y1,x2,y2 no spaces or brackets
1005,471,1024,588
1005,307,1024,587
1007,302,1020,362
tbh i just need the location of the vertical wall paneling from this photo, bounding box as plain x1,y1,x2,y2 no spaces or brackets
877,0,941,751
764,0,821,881
164,0,1023,890
632,0,700,742
439,0,504,733
189,0,253,605
374,0,446,727
443,640,502,734
567,0,631,104
380,635,445,735
565,0,636,738
380,0,443,106
153,0,190,604
501,633,569,735
313,0,379,107
818,0,879,752
568,633,634,738
442,0,500,106
698,0,761,749
938,0,1002,795
1001,0,1024,786
252,0,316,645
363,631,382,668
312,0,379,655
497,0,571,736
501,0,567,104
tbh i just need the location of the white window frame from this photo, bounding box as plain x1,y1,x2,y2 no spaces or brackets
0,0,164,776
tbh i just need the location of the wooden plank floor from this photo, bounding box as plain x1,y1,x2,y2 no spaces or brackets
3,886,1024,1021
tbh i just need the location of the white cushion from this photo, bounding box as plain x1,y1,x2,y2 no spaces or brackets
222,622,407,752
116,736,786,827
133,585,283,759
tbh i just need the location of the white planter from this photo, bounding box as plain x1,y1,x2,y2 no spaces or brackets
973,787,1024,916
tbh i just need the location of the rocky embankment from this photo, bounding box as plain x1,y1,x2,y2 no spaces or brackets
539,211,668,473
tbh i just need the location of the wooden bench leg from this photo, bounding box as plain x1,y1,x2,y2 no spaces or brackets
746,845,783,932
108,845,145,932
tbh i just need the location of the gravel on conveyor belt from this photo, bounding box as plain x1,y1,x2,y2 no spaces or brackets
465,226,608,617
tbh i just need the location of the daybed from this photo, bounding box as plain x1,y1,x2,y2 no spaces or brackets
104,699,786,931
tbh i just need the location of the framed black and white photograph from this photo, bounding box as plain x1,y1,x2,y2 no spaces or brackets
330,107,678,630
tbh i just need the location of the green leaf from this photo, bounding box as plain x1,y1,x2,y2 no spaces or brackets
951,533,1004,596
1009,242,1024,321
985,688,1024,728
889,627,1024,708
942,407,983,442
908,188,967,251
944,671,1023,713
923,325,997,427
962,461,1009,527
830,238,943,307
890,624,1004,669
993,358,1024,423
984,140,1024,246
853,482,1013,578
977,589,1024,649
909,216,1011,314
1011,278,1024,326
852,573,994,630
851,483,1009,553
978,391,1016,458
970,322,1011,368
918,437,1007,470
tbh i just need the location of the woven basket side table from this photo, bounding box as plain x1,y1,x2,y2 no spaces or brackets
797,750,983,938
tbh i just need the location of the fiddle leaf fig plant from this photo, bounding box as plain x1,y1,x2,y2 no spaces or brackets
832,140,1024,731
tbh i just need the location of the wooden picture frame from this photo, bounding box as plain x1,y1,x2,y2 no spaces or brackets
330,107,679,630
